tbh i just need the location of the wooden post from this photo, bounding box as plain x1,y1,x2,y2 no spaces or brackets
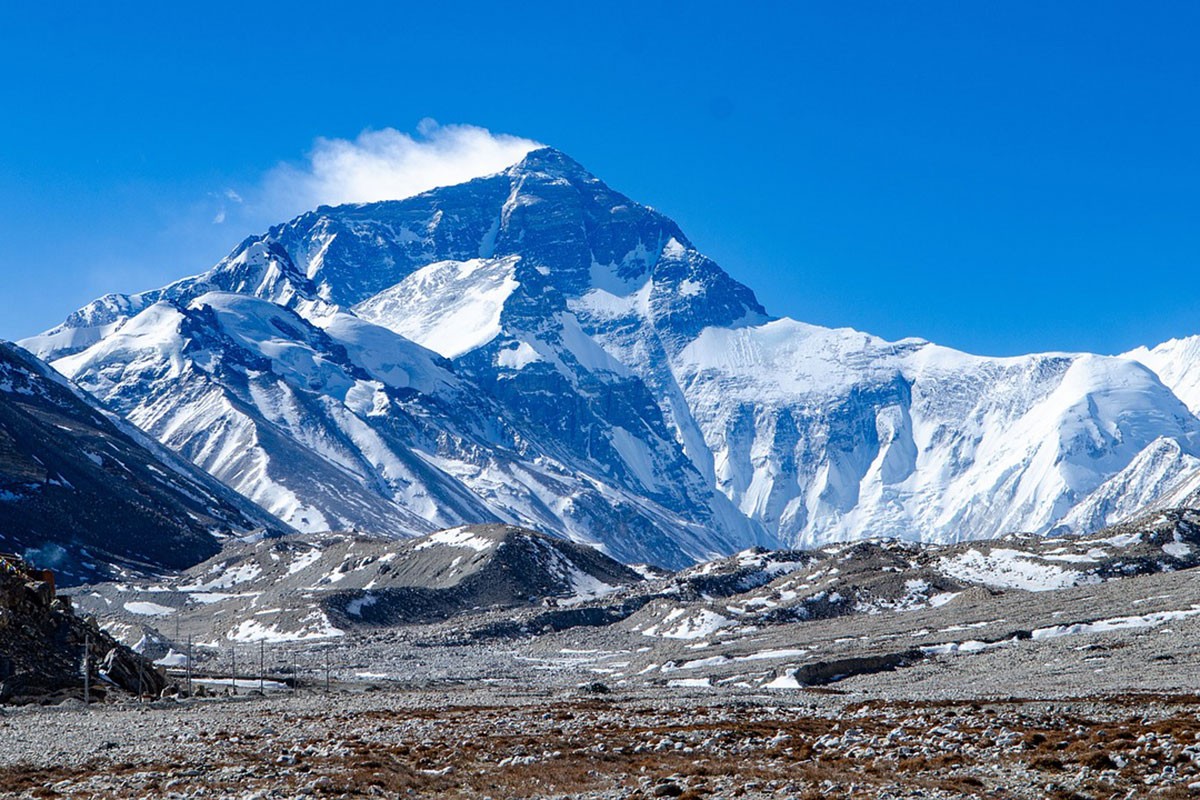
81,634,90,705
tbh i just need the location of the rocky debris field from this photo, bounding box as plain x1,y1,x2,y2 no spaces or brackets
12,513,1200,797
70,507,1200,663
6,544,1200,798
3,686,1200,799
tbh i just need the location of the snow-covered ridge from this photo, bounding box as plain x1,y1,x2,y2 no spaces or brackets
354,256,521,359
19,145,1200,567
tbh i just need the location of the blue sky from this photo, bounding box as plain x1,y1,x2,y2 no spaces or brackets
1,2,1196,355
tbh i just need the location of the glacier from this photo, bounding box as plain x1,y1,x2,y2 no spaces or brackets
19,146,1200,564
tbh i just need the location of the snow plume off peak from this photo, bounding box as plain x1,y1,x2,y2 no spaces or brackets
264,120,542,215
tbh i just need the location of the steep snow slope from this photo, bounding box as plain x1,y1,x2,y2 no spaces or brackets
1126,337,1200,416
668,323,1200,545
21,147,1200,562
354,256,522,358
33,291,738,567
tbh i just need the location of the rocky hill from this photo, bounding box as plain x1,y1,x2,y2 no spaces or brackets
72,524,649,647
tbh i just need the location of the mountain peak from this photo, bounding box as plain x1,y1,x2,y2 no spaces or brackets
508,146,596,182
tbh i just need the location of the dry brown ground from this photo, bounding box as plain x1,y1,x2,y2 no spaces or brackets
3,692,1199,799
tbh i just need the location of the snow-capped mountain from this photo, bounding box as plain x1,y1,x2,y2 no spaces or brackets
19,147,1200,564
0,341,285,582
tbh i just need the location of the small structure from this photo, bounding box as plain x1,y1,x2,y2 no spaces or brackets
0,553,56,605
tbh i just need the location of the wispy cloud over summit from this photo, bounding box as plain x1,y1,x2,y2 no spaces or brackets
261,120,542,218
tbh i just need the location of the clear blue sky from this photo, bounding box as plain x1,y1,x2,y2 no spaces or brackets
1,2,1197,355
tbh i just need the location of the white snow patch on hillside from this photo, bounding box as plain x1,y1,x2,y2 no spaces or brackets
497,341,542,370
228,612,344,642
413,526,496,552
559,567,618,606
1031,605,1200,639
346,593,380,617
286,548,323,575
1163,540,1193,559
938,548,1090,592
123,601,175,616
181,561,263,591
354,257,520,358
643,608,734,639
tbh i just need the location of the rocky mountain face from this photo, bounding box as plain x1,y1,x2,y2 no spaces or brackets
20,147,1200,565
0,341,286,583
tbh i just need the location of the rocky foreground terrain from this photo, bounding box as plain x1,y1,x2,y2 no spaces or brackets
3,539,1200,797
2,684,1200,799
0,555,164,703
6,512,1200,798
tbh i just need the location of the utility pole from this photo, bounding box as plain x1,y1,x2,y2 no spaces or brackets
231,646,237,695
81,634,90,706
259,640,265,695
186,636,193,697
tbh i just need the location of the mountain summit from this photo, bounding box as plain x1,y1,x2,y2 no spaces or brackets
20,149,1200,566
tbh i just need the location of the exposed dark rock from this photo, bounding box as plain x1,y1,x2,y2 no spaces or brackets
0,554,168,702
0,341,288,585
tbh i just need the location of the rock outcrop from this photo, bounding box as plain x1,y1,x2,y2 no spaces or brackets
0,554,167,702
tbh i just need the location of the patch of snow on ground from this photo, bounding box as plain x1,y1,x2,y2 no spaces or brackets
1092,531,1144,548
123,601,175,616
674,656,730,671
921,639,1015,656
227,613,344,643
413,526,495,552
1163,540,1193,559
643,608,734,639
560,567,618,606
181,562,263,591
763,671,803,689
153,650,189,667
1031,605,1200,640
938,548,1088,592
346,593,379,617
734,649,811,662
188,592,239,604
286,548,323,575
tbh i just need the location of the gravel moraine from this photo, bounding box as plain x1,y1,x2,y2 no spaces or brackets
3,685,1200,799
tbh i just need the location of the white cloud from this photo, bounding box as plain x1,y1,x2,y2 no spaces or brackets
261,120,542,218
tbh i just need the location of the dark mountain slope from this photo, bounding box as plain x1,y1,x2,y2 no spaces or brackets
0,341,287,583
